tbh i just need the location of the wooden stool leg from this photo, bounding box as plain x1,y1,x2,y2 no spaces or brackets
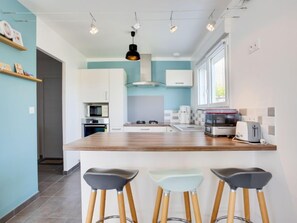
117,191,127,223
126,182,138,223
160,191,170,223
184,192,192,222
152,187,163,223
191,191,202,223
86,189,97,223
257,189,270,223
243,188,250,221
210,180,225,223
99,190,106,223
227,189,236,223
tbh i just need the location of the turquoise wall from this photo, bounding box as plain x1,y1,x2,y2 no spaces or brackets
88,61,192,110
0,0,38,218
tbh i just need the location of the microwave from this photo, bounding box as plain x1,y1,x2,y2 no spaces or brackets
85,104,108,118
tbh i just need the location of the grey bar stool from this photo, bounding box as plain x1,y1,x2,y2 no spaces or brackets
83,168,139,223
210,167,272,223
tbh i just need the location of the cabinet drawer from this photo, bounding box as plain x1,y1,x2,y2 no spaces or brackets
124,126,167,132
110,126,123,132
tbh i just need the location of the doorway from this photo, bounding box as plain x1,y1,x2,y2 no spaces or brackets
37,49,63,164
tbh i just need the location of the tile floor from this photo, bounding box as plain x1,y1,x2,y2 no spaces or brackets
6,165,82,223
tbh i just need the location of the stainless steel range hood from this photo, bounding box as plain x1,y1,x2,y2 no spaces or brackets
131,54,161,87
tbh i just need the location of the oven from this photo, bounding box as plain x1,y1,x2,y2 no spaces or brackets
82,118,109,137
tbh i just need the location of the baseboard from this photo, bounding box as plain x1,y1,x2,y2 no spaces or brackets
63,162,80,175
0,192,39,223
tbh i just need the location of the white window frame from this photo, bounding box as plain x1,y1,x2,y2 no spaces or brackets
196,38,229,108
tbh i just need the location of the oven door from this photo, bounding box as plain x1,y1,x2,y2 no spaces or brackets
83,124,107,137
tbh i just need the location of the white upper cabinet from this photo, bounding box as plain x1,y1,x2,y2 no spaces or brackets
80,69,109,102
165,70,193,87
109,69,127,131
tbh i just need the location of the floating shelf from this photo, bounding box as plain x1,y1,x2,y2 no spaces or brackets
0,69,42,82
0,35,27,51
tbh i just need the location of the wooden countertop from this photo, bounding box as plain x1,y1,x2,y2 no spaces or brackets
64,132,276,152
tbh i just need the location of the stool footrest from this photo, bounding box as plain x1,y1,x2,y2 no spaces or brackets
97,215,134,223
215,215,254,223
158,217,191,223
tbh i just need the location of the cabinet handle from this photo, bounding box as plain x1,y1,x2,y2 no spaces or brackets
175,82,184,84
112,128,122,130
140,128,150,131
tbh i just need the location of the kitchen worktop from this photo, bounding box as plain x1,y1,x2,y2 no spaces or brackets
64,132,276,151
123,122,171,127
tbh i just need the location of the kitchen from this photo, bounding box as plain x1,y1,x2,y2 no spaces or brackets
0,0,297,222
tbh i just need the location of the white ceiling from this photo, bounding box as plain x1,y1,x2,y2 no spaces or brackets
16,0,233,58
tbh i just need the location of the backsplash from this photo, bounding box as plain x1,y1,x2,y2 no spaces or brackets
164,110,180,123
238,107,276,144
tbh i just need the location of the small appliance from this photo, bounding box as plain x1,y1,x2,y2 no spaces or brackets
235,121,262,143
85,103,108,118
204,110,239,137
178,105,191,124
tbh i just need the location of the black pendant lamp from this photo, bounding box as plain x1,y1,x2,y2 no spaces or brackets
126,31,140,61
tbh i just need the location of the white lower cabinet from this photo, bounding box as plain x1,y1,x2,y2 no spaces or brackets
124,126,167,132
110,127,124,132
166,126,178,132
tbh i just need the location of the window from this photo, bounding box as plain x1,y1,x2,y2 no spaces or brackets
197,40,228,107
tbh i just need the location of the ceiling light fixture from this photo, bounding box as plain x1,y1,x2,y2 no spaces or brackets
169,11,178,33
89,12,98,35
206,9,216,32
125,31,140,61
132,12,141,31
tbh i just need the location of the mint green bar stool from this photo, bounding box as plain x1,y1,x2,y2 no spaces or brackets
149,169,204,223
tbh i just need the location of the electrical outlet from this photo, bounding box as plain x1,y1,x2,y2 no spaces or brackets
29,106,35,114
249,39,260,54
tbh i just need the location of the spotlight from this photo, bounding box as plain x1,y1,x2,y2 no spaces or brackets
89,12,98,35
169,11,178,33
206,9,216,32
206,20,216,32
131,12,141,31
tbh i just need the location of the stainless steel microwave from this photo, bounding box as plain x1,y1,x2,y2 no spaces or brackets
85,104,109,118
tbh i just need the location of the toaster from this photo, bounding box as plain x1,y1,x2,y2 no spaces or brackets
235,121,262,143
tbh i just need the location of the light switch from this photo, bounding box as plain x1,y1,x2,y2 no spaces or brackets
29,106,35,114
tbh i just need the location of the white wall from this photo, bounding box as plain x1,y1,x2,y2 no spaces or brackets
192,0,297,221
36,18,87,171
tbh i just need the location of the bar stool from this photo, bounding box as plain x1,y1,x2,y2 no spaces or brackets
83,168,139,223
149,169,204,223
210,167,272,223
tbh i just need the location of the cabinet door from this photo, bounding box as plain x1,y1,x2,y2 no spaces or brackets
110,127,124,132
80,69,109,102
166,126,178,132
166,70,193,87
109,69,127,128
124,127,167,132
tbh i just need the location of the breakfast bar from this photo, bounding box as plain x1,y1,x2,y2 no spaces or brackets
64,132,276,223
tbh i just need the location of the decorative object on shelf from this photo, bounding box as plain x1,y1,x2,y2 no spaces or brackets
14,63,24,74
12,29,23,46
0,20,13,39
0,62,12,71
125,31,140,61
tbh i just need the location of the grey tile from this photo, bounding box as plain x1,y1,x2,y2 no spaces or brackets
6,215,29,223
239,108,247,116
40,182,67,197
258,116,263,124
65,218,81,223
267,107,275,117
24,217,66,223
17,196,51,218
268,125,275,135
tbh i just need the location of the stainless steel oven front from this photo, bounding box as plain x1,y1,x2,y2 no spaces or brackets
82,118,109,137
